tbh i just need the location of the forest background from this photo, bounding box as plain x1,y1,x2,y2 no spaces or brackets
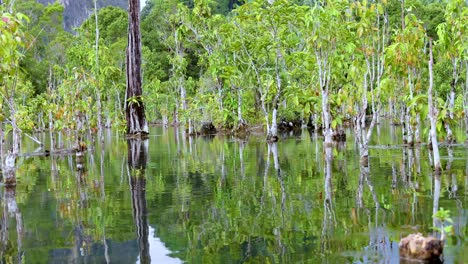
0,0,467,157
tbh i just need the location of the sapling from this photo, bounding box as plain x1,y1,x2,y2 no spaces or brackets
432,207,453,241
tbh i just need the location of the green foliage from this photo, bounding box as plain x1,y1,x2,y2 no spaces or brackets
432,208,454,238
81,6,127,45
2,0,467,140
15,0,65,94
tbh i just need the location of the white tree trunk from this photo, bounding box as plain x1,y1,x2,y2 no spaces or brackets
270,108,278,138
428,40,441,173
93,0,103,141
3,153,17,186
405,109,413,145
237,87,243,124
445,122,453,142
322,89,332,146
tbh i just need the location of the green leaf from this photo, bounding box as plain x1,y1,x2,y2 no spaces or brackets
436,120,442,132
304,103,310,114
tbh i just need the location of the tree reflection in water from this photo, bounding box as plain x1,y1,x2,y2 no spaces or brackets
128,138,150,264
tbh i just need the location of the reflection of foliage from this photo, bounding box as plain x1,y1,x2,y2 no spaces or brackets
7,125,468,262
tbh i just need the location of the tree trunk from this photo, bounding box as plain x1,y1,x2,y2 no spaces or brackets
3,154,17,186
0,124,3,173
94,0,103,141
405,108,413,146
464,60,468,133
269,108,278,140
126,0,148,136
449,58,458,120
315,50,332,146
322,89,333,146
236,86,244,124
445,59,458,142
428,40,441,173
7,92,21,156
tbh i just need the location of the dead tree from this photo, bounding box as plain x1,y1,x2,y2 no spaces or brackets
126,0,148,136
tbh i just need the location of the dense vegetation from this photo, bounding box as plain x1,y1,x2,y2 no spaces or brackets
0,0,467,153
0,0,467,262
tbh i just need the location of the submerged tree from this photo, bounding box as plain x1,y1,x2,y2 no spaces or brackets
0,8,29,185
126,0,148,136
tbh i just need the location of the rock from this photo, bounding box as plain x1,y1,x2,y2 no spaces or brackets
399,233,443,261
199,122,217,135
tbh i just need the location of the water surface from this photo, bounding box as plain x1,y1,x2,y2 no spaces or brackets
1,123,467,263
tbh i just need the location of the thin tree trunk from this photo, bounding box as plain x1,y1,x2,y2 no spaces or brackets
464,60,468,133
0,124,3,172
428,40,441,173
315,49,333,146
268,46,283,141
449,58,458,120
269,108,278,140
405,108,413,146
94,0,103,141
126,0,148,136
236,86,244,124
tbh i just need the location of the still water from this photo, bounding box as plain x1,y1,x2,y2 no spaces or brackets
2,123,467,263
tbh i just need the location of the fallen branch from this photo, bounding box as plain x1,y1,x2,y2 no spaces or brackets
20,148,77,157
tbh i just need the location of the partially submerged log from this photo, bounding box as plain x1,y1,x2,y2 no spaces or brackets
20,148,78,157
399,233,443,261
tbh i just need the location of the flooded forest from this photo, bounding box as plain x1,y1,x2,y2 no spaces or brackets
0,0,467,263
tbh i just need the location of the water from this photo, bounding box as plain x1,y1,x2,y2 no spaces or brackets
1,123,467,263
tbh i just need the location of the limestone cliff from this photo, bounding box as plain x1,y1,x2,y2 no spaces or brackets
37,0,127,31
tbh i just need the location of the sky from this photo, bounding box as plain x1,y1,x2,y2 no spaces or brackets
140,0,146,9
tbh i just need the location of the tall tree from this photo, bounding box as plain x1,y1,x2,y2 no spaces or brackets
428,39,441,174
126,0,148,136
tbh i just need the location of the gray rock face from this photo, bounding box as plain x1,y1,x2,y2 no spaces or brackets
36,0,127,31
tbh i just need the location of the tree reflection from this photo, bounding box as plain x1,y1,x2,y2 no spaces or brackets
0,172,23,262
321,146,335,253
432,172,441,239
127,138,150,264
